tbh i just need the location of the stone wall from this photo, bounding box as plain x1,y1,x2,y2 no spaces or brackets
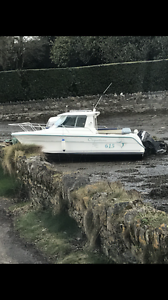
1,90,168,122
15,155,168,264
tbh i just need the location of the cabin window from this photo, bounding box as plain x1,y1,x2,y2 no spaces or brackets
62,116,76,127
76,116,86,127
57,115,87,128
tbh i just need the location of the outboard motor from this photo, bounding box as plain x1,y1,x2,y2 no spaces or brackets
138,130,168,155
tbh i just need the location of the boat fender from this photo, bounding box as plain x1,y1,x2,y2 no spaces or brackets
62,138,66,152
122,128,131,134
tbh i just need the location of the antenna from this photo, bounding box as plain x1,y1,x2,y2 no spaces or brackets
94,82,112,110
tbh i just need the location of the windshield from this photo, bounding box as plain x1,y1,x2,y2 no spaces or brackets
55,116,67,127
46,115,87,129
60,115,87,128
46,116,67,129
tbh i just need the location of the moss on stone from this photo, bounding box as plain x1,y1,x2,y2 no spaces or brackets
71,180,141,209
134,207,168,229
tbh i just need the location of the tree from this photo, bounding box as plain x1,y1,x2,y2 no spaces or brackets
50,36,103,67
1,36,168,71
50,36,168,68
14,36,24,70
23,37,47,69
0,36,15,70
50,36,72,67
11,36,55,70
0,36,55,71
22,36,56,69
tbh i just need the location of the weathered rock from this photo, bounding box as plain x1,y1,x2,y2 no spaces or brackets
16,155,63,211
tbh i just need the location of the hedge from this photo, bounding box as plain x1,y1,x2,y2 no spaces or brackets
0,59,168,103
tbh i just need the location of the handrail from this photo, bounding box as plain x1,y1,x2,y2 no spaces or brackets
8,122,46,131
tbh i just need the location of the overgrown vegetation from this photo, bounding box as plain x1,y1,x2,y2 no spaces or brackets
135,208,168,229
1,143,43,175
71,180,141,208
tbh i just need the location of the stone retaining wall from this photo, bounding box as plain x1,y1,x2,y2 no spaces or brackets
15,155,168,264
1,90,168,122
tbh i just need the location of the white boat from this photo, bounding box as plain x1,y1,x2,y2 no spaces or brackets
9,109,145,156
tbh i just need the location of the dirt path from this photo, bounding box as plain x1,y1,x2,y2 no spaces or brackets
0,198,49,264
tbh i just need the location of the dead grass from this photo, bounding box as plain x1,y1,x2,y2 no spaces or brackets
2,143,44,175
72,180,141,207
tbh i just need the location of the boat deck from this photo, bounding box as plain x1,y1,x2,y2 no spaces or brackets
98,128,122,134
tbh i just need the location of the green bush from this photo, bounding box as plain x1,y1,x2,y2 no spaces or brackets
0,59,168,103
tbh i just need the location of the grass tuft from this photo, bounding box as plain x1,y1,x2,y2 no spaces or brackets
2,143,43,175
72,180,141,207
0,164,20,197
135,209,168,229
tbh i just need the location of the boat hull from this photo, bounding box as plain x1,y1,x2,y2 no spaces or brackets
11,132,145,156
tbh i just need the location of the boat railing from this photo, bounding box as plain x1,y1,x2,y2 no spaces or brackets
8,122,46,132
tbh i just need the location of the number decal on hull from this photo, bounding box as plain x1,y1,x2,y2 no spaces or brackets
105,142,125,149
105,143,115,148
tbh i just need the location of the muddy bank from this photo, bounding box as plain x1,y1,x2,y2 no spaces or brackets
49,153,168,213
1,90,168,123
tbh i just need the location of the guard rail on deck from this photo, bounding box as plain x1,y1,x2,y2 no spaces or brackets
8,122,46,131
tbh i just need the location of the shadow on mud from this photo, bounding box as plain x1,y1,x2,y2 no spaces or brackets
46,153,143,163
